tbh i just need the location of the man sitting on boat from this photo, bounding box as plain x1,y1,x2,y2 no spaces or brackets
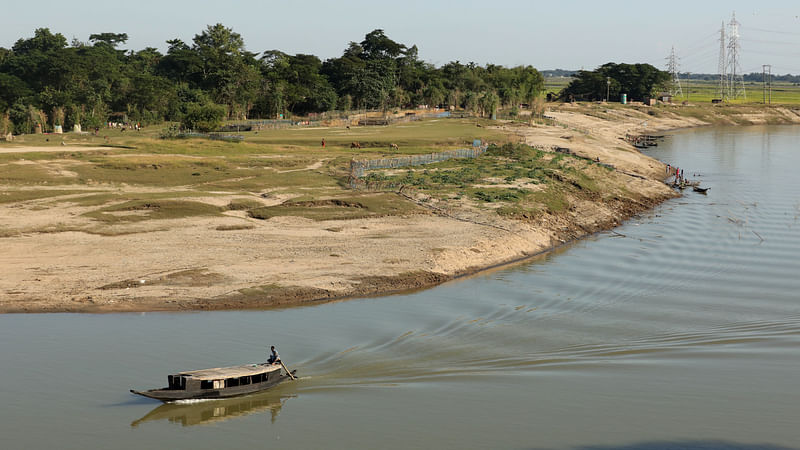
268,346,281,365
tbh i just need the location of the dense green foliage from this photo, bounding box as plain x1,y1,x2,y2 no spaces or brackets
560,63,670,101
0,26,544,134
181,102,226,132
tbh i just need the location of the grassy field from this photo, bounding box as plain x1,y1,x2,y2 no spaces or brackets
543,76,800,105
0,115,630,230
363,142,619,217
0,118,511,227
543,76,572,95
683,79,800,104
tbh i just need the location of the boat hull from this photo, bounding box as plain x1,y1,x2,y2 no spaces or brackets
131,370,296,402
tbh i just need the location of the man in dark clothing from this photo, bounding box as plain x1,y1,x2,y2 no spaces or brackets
267,346,280,364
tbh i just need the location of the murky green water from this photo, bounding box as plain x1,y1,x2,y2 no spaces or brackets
2,126,799,450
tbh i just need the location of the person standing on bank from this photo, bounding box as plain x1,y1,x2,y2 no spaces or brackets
268,346,280,365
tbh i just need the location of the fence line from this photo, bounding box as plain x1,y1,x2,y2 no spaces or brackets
349,145,487,189
225,110,469,131
171,132,244,142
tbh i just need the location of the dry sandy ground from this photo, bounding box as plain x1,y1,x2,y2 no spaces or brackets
2,104,793,313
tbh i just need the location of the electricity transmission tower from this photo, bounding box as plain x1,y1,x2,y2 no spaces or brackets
666,46,683,98
717,21,727,100
727,12,746,100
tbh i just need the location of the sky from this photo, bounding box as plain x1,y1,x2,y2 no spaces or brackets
3,0,800,74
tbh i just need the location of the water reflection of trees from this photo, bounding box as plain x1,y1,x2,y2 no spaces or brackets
131,393,296,427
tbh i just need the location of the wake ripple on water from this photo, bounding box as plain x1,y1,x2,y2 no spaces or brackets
291,295,800,392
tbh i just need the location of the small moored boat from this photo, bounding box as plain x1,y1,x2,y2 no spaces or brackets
130,363,297,402
693,186,710,193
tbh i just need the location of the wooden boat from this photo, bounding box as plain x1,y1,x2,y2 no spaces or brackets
130,363,297,402
693,186,710,193
672,180,700,189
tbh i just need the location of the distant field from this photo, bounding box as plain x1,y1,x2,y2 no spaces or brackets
542,76,800,105
543,77,572,94
682,79,800,104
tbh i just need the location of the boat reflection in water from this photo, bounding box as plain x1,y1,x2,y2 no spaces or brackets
131,392,296,427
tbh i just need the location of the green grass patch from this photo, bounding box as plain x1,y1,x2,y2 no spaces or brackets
247,193,423,221
0,189,92,204
469,188,530,203
529,187,570,213
0,163,56,184
215,224,255,231
71,157,239,186
83,199,222,223
356,142,599,215
57,191,228,208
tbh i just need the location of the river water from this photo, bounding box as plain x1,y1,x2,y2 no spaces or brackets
2,126,799,450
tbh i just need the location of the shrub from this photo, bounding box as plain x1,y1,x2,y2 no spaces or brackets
181,102,226,132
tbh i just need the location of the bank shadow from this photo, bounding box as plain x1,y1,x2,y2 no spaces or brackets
574,441,796,450
131,392,296,428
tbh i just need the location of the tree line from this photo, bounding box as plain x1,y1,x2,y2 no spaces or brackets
559,63,670,102
0,25,546,134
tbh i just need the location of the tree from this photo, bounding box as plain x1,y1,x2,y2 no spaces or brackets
360,29,406,60
0,112,11,135
0,25,555,129
462,90,479,114
323,30,412,110
0,73,32,110
256,51,337,116
181,102,225,132
561,63,669,102
11,28,67,55
158,39,203,85
187,24,260,118
479,91,500,118
88,33,129,48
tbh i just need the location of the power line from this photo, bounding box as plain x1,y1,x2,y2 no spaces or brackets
742,38,800,46
742,26,800,37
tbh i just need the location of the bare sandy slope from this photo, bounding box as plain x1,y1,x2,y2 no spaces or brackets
3,104,792,313
0,212,551,312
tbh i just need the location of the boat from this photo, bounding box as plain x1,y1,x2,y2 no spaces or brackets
693,186,710,193
671,180,700,189
130,362,297,402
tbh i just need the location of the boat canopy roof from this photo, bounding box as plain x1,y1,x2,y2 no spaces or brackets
175,363,280,381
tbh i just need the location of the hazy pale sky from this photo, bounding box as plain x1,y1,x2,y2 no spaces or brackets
4,0,800,74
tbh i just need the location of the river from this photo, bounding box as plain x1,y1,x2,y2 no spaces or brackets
1,126,799,449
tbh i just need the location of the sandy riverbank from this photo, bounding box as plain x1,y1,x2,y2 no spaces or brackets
2,103,799,313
